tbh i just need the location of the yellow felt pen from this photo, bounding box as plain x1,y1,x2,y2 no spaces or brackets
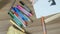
10,19,25,32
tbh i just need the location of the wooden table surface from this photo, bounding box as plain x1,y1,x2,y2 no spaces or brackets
0,0,60,34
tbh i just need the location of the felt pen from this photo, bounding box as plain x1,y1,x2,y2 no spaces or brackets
8,11,23,27
10,19,25,32
13,10,33,23
11,10,27,27
41,17,47,34
14,13,26,27
16,5,32,17
19,1,32,14
8,11,26,27
12,7,30,21
14,12,27,26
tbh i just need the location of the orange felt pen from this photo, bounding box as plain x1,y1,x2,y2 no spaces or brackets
41,17,47,34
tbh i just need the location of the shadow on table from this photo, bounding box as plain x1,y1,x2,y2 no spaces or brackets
0,0,11,9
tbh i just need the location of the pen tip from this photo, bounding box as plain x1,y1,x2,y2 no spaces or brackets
19,1,24,5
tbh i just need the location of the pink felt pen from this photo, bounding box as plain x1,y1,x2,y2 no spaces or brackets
16,5,32,17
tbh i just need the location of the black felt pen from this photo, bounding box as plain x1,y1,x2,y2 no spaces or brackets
19,1,32,14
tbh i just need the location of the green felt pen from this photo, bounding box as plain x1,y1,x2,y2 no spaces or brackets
8,11,23,27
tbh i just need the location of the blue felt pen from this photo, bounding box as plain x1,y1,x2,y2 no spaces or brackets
10,11,26,27
11,10,27,26
8,11,23,27
12,7,30,21
8,11,26,27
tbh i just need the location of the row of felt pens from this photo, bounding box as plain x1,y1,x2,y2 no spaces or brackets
8,1,32,32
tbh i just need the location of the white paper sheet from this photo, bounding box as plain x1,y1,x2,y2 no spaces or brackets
33,0,60,18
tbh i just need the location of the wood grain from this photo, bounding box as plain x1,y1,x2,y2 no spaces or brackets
0,0,60,34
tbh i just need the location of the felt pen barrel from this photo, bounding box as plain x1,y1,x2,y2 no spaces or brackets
41,17,47,34
10,19,25,32
8,11,26,27
14,12,27,26
12,7,30,21
8,11,22,27
16,5,32,17
19,1,32,13
8,11,23,27
14,12,26,27
18,16,27,26
14,11,33,23
11,10,27,27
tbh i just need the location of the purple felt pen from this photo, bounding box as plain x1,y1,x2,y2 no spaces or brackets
16,5,32,17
